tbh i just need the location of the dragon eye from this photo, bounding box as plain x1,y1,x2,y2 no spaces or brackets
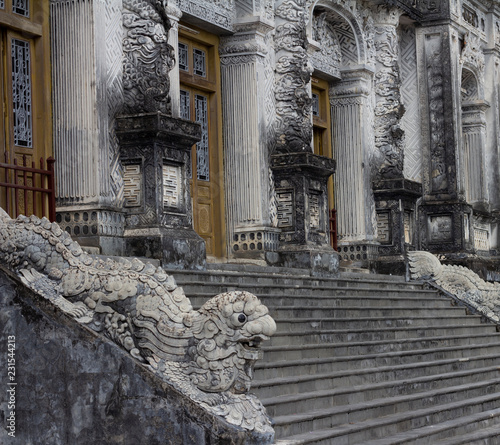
238,314,247,323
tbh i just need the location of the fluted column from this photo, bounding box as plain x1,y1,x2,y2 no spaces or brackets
220,19,280,261
462,101,489,204
50,0,125,253
330,67,379,263
167,4,182,118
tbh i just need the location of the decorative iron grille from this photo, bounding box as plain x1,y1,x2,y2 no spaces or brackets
180,89,190,120
195,94,209,181
11,38,32,148
13,0,29,17
178,43,189,71
312,93,320,117
193,48,206,77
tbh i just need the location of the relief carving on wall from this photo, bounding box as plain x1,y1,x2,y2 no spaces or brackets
0,210,276,434
122,0,174,115
372,7,405,180
311,13,342,78
274,0,313,153
425,34,448,192
460,33,485,84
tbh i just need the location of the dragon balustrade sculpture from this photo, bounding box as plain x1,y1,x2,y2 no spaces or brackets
408,250,500,323
0,208,276,433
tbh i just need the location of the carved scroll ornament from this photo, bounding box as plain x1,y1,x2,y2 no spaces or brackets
0,209,276,433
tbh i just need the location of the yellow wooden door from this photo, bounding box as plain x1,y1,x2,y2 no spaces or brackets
0,1,52,216
179,26,225,258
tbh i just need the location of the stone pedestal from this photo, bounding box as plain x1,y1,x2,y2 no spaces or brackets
116,113,206,269
271,153,338,275
373,178,422,274
419,202,474,254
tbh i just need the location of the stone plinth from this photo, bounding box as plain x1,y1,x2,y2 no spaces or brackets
373,178,422,275
271,152,338,275
116,113,206,269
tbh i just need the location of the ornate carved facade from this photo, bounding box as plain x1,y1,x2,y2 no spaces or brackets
45,0,500,274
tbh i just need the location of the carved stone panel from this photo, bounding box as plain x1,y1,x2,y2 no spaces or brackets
276,189,294,229
429,215,453,242
123,164,142,207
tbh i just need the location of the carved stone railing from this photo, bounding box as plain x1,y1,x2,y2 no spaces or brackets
0,208,276,440
408,251,500,324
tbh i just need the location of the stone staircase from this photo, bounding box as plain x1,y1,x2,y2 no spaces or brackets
168,265,500,444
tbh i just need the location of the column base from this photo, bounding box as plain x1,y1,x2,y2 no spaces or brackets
56,208,125,256
124,227,206,270
231,227,280,262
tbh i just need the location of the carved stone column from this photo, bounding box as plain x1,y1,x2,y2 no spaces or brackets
219,19,280,263
330,67,379,264
51,0,125,254
115,1,205,269
372,6,405,180
370,7,422,272
269,0,337,274
416,25,473,254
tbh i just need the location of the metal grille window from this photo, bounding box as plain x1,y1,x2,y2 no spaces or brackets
13,0,29,16
180,89,190,120
178,42,189,72
193,48,206,77
312,93,320,117
195,94,209,181
11,38,32,148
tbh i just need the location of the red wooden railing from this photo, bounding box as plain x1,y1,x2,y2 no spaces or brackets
329,208,338,251
0,152,56,221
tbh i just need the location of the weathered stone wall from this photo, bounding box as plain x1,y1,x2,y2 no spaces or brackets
0,270,272,445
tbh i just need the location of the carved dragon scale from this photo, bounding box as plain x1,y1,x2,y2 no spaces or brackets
408,251,500,324
0,208,276,434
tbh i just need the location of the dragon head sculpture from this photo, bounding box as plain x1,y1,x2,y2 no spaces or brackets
189,291,276,394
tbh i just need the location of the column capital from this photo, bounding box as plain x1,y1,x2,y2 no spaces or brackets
370,5,404,27
329,66,374,100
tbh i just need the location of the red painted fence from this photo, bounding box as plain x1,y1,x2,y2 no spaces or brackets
329,208,338,251
0,152,56,222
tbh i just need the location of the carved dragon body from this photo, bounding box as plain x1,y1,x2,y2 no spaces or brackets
408,250,500,323
0,210,276,432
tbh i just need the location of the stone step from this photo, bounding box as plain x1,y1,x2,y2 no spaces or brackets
268,305,466,320
272,387,500,442
272,314,483,333
274,406,500,445
262,332,500,359
365,407,500,444
266,324,498,346
188,292,443,310
258,366,500,417
170,266,408,284
180,284,437,298
253,354,500,397
255,343,500,380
